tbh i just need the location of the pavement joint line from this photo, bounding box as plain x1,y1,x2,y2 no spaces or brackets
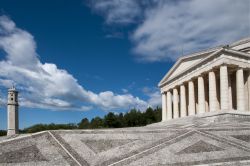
0,130,48,144
197,127,250,130
196,130,250,152
48,131,82,166
195,159,250,166
107,130,194,166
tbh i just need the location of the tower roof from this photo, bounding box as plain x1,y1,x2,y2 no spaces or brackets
8,86,17,92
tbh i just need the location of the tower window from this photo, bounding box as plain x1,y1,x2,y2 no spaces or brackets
11,98,13,101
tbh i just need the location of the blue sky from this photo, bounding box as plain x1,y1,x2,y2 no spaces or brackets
0,0,249,129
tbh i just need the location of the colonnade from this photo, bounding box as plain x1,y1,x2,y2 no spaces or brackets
162,65,250,121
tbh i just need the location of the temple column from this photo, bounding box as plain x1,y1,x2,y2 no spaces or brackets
220,65,229,111
180,85,187,117
248,71,250,112
173,88,179,118
161,93,167,121
244,71,249,112
228,73,233,111
167,91,172,120
236,68,245,111
209,71,218,112
188,80,195,115
198,76,206,114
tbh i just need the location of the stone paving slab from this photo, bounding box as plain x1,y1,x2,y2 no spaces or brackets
1,112,250,165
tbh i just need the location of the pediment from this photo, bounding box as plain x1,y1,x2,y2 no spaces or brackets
159,48,218,86
168,54,208,80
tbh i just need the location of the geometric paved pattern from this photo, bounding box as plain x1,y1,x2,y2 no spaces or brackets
82,139,135,154
0,145,47,163
231,135,250,142
176,140,224,154
1,112,250,165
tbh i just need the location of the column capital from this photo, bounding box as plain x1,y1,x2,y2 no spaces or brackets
187,78,195,82
208,70,215,74
237,66,249,71
198,72,208,77
180,84,185,87
161,91,167,95
220,64,228,67
182,80,189,85
188,76,198,82
236,66,243,69
173,85,179,90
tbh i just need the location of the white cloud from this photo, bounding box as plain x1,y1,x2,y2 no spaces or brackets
142,86,161,108
122,88,128,93
132,0,250,61
0,15,148,111
0,92,5,107
87,0,142,25
88,0,250,62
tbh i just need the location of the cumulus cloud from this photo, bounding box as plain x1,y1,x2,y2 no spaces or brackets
88,0,250,62
133,0,250,61
0,15,148,111
142,87,161,108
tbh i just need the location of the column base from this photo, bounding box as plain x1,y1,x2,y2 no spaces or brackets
7,129,18,136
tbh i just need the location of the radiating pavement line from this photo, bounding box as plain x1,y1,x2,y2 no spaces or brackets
48,131,82,166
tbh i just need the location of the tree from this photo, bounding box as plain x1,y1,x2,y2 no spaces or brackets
104,112,122,128
90,117,104,128
144,107,156,124
23,124,48,133
117,113,125,127
22,123,78,133
0,130,6,136
154,106,162,122
78,118,90,129
124,109,143,127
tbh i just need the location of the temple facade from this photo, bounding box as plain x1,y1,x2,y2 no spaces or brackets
159,37,250,121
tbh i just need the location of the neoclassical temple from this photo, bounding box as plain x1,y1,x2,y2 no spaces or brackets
159,37,250,121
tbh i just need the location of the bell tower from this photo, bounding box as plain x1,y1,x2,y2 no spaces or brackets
7,86,19,136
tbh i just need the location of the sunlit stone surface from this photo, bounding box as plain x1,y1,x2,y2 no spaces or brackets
1,112,250,165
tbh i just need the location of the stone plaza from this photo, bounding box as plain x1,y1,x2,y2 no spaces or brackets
1,112,250,165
